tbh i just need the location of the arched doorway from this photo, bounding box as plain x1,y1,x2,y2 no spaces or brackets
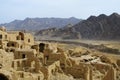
19,32,24,40
0,73,9,80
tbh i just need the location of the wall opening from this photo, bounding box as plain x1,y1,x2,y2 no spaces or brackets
38,76,40,80
16,36,19,40
20,73,24,78
39,43,45,52
17,61,20,67
7,42,15,47
10,49,14,52
19,32,24,40
5,35,7,39
0,35,2,39
7,43,9,47
28,39,30,43
22,54,26,58
20,46,23,49
0,40,2,45
11,43,14,47
0,64,2,69
0,73,9,80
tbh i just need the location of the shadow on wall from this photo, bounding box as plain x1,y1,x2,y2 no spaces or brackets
39,43,45,53
0,73,9,80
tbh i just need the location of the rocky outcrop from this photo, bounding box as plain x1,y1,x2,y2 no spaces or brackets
35,13,120,40
73,13,120,39
35,24,81,39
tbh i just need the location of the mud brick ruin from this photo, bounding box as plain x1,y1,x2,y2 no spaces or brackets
0,26,120,80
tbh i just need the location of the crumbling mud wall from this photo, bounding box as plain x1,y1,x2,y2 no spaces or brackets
0,26,119,80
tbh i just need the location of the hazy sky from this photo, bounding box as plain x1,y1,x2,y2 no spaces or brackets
0,0,120,23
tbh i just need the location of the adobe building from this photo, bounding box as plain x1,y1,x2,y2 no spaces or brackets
0,26,119,80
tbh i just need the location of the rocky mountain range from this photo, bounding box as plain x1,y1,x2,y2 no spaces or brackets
0,17,80,31
35,13,120,40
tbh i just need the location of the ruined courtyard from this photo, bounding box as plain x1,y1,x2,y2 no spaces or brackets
0,26,120,80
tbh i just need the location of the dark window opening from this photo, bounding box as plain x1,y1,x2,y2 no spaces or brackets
12,62,14,68
21,38,24,40
19,32,24,40
20,46,23,49
0,35,2,39
16,36,19,40
5,35,7,39
51,69,54,74
22,54,26,58
12,43,14,47
28,39,30,43
31,46,34,49
20,73,24,78
39,43,45,52
7,43,15,47
38,76,40,80
83,59,89,62
17,61,20,67
0,73,9,80
0,64,2,69
7,43,9,47
10,49,14,52
61,64,65,70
